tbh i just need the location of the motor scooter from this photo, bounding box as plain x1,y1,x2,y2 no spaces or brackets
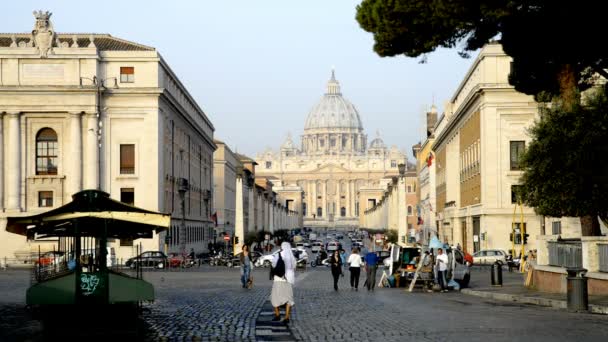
310,251,328,267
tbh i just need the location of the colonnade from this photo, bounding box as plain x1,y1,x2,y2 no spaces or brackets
361,176,409,245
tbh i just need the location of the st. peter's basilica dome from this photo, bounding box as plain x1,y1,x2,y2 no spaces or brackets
303,70,363,131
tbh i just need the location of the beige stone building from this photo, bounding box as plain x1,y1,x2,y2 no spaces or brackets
0,12,215,263
213,140,238,239
432,43,541,254
256,71,406,228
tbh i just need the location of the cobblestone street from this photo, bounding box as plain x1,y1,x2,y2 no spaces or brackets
2,265,608,341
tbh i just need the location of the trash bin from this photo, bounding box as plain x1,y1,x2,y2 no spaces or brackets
566,267,588,312
491,262,503,287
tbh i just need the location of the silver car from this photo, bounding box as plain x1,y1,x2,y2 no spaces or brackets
472,249,508,265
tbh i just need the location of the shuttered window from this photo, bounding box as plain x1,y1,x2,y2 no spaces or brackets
120,67,134,83
120,144,135,174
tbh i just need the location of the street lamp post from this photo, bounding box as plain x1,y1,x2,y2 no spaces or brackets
80,76,117,191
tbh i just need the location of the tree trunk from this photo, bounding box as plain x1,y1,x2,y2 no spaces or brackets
580,215,601,236
557,64,578,110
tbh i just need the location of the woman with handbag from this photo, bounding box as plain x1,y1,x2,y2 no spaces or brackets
329,250,343,291
270,242,296,324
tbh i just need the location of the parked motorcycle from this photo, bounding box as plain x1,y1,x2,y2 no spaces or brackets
310,251,328,267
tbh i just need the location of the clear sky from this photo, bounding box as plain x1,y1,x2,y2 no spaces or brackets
4,0,475,160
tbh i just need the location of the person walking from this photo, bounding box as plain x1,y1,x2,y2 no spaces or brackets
435,248,449,292
329,250,343,291
270,242,296,324
347,248,362,290
339,249,347,275
364,251,379,291
240,245,253,288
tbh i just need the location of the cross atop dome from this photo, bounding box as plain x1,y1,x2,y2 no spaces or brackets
326,68,341,95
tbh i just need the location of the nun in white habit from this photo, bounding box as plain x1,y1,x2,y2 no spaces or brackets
270,241,296,323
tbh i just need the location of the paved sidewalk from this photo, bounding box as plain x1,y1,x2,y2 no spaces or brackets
464,266,608,314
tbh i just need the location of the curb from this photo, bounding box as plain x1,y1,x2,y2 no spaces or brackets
461,289,608,315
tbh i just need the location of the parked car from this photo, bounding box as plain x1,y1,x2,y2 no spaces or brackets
125,251,167,269
336,233,344,240
295,242,305,250
302,240,311,248
472,249,508,265
37,251,65,267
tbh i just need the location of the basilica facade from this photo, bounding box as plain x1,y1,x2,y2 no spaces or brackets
256,72,406,228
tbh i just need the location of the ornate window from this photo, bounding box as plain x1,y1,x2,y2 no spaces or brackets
317,207,323,217
407,206,413,216
36,128,58,175
265,161,272,169
391,160,397,168
340,207,346,217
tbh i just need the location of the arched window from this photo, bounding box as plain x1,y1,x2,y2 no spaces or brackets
36,128,58,175
302,203,307,217
317,207,323,218
340,207,346,217
407,206,413,216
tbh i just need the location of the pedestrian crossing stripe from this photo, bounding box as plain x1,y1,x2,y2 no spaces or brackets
255,300,297,342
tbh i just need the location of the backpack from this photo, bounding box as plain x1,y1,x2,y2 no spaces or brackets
272,250,286,278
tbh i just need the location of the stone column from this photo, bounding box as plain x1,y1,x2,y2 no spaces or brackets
322,181,327,219
311,181,317,218
235,176,244,253
0,113,4,210
397,179,407,243
248,187,255,232
84,113,99,190
269,201,274,232
350,181,356,217
68,112,83,196
6,112,21,211
307,181,313,218
345,180,351,217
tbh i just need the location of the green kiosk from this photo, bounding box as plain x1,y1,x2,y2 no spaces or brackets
6,190,170,335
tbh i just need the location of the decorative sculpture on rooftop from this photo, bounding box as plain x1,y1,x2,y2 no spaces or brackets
32,10,54,58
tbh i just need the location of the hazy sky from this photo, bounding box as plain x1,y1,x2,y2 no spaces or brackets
4,1,475,160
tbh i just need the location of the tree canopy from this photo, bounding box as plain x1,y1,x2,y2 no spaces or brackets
518,87,608,235
356,0,608,99
356,1,608,235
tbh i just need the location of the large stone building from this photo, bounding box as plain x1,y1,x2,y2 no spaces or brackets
256,71,406,228
0,12,216,262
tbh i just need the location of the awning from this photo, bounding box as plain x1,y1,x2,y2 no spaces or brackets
6,190,171,238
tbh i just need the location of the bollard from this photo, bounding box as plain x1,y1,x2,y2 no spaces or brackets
566,267,588,312
491,262,503,286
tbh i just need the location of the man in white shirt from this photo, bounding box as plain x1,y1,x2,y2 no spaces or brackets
435,248,449,292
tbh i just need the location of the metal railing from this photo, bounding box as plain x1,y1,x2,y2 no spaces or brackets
599,244,608,273
548,241,582,268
